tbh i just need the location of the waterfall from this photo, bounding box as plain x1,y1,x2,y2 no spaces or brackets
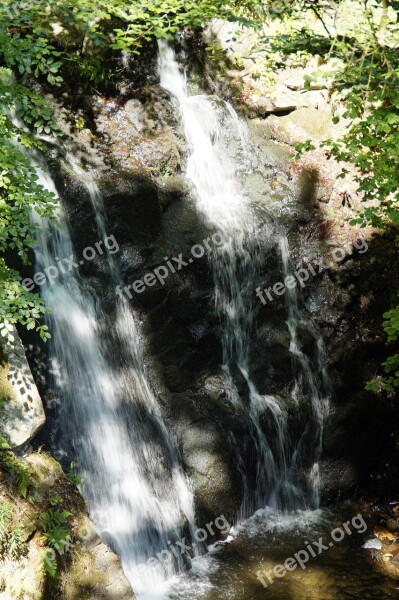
27,149,199,599
15,38,333,598
158,40,329,514
279,235,331,507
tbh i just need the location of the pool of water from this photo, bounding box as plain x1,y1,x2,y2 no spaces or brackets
167,506,399,600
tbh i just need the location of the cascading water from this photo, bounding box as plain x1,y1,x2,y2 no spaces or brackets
27,148,199,599
158,40,329,514
279,235,331,507
17,38,333,599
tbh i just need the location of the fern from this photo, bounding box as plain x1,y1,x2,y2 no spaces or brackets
0,500,12,558
2,453,34,498
0,500,25,560
66,462,83,486
39,509,73,552
39,509,73,579
6,524,24,559
0,437,36,498
0,500,11,533
40,548,58,579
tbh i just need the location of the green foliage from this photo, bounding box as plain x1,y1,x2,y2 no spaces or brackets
0,499,25,560
49,495,63,506
66,462,83,487
39,508,73,549
294,140,316,158
262,0,399,393
41,548,58,578
0,500,11,535
366,306,399,392
0,3,64,341
324,45,399,230
0,436,36,497
2,0,265,59
38,507,74,578
109,0,265,53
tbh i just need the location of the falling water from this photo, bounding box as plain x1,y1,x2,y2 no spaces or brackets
158,40,330,514
279,235,331,507
16,37,333,598
27,148,199,599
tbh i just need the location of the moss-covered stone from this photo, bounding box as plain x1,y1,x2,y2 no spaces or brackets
0,449,135,600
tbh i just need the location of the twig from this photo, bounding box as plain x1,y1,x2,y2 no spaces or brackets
310,5,332,38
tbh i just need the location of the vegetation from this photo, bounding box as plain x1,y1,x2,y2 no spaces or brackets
0,499,25,561
40,508,73,578
0,440,81,585
0,3,61,343
0,435,36,497
263,0,399,392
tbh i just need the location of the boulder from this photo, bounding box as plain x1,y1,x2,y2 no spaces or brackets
0,328,45,450
319,458,359,502
267,107,334,146
63,516,136,600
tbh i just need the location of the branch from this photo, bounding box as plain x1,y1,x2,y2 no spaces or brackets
309,5,332,38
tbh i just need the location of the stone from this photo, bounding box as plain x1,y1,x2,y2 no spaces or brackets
180,420,240,525
319,458,358,501
0,328,45,450
267,106,334,146
76,517,136,599
386,519,399,533
125,98,146,132
134,129,182,175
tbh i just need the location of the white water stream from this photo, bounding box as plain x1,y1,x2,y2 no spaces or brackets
28,150,198,599
158,40,330,515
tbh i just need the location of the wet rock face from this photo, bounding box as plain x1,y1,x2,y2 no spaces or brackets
26,31,399,529
170,393,244,524
319,458,359,502
92,86,185,176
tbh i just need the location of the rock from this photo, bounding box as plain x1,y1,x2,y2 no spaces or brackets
386,518,399,533
156,174,190,209
202,20,334,118
134,129,182,176
319,458,358,501
0,328,45,450
164,389,244,526
180,419,241,525
125,98,147,132
366,535,399,581
94,92,184,177
362,538,383,550
374,526,396,542
64,516,136,600
267,107,334,146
